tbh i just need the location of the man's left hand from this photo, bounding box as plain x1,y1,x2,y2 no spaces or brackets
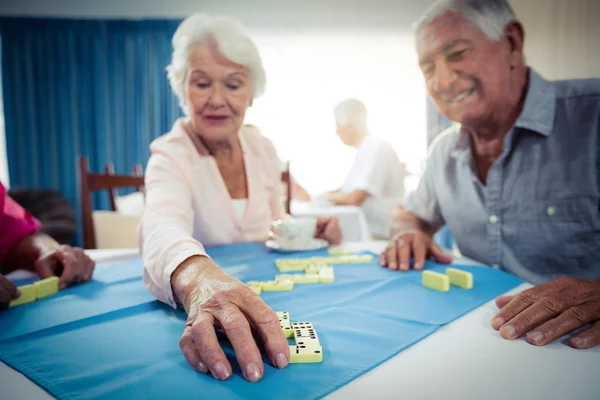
492,277,600,349
35,245,96,290
315,216,343,245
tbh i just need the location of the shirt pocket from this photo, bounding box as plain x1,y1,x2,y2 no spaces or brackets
516,197,600,278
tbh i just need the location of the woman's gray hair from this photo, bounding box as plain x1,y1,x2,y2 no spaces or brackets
414,0,517,41
334,99,368,133
166,13,266,111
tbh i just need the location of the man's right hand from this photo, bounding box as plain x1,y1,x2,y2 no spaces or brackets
379,229,453,271
0,274,20,310
173,257,289,382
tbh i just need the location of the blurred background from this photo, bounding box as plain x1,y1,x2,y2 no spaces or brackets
0,0,598,244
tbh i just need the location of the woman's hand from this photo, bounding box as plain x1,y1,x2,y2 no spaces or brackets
172,256,290,382
315,216,343,244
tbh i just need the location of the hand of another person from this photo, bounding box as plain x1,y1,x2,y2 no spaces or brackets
315,216,342,244
176,257,289,382
0,274,20,311
35,245,96,290
379,230,452,271
492,277,600,349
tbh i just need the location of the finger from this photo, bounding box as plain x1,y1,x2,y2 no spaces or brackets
379,248,388,267
384,242,398,270
34,256,57,279
398,236,412,271
411,237,427,270
526,305,600,346
495,295,516,309
191,312,232,381
0,277,20,299
216,305,264,382
238,291,289,370
179,326,209,373
429,242,453,264
83,259,96,282
54,250,77,290
491,286,548,331
569,320,600,349
324,220,342,244
498,295,568,340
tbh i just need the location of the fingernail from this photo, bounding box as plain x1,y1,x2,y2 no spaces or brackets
389,262,397,269
492,318,504,330
213,362,230,380
245,363,262,383
528,331,544,344
500,324,517,339
275,352,288,369
571,338,585,348
59,283,66,290
414,262,422,270
400,263,408,271
197,361,208,373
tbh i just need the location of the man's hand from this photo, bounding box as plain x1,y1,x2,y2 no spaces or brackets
315,216,343,244
492,277,600,349
380,230,452,271
35,245,96,290
0,274,20,310
175,259,289,382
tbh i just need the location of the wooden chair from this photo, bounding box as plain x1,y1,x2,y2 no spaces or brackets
281,161,292,215
78,156,145,249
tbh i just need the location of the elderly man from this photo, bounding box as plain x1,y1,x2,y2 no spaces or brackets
328,98,407,238
380,0,600,349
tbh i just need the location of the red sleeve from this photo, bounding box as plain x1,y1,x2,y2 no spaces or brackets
0,183,41,264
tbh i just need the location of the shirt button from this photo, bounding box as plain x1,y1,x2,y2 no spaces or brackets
489,214,499,224
492,264,500,270
547,206,556,216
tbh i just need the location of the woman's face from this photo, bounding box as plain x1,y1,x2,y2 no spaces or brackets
183,43,254,141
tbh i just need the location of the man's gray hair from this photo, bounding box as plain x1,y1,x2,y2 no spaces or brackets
415,0,517,41
334,99,368,133
166,13,266,113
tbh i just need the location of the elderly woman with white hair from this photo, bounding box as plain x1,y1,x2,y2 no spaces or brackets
327,98,407,238
138,14,342,383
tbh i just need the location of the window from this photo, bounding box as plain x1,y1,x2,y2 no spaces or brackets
245,32,427,195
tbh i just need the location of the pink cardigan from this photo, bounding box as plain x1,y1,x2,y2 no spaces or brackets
139,119,284,307
0,182,41,264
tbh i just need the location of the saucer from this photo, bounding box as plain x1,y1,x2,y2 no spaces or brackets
265,238,329,253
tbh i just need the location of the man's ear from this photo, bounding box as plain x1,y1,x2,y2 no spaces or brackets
504,21,525,67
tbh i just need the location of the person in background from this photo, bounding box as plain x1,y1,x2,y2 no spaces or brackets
380,0,600,349
243,124,312,201
138,14,342,383
0,182,95,310
328,98,407,238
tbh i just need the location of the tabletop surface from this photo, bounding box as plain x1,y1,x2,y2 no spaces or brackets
1,241,599,400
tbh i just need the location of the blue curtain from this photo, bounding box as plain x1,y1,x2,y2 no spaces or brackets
1,18,183,245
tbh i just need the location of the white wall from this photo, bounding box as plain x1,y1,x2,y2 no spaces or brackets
510,0,600,80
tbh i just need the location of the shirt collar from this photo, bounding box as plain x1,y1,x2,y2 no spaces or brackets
450,68,556,161
515,68,556,137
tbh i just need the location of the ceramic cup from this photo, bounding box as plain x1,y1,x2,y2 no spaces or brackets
270,217,317,249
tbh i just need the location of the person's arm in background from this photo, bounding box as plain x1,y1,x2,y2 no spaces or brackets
379,150,452,271
289,175,311,201
328,189,369,206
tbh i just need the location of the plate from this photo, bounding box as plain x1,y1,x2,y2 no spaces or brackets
265,238,329,253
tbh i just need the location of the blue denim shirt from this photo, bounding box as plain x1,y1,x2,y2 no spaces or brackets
406,69,600,284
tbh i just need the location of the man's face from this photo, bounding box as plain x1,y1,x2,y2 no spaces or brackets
416,12,523,126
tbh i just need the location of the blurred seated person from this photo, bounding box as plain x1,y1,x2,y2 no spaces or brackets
138,14,342,383
0,182,95,310
327,99,407,238
244,124,311,201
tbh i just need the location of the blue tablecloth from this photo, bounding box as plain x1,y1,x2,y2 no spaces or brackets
0,243,523,399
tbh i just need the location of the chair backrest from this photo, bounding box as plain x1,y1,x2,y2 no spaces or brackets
78,156,145,249
280,161,291,215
